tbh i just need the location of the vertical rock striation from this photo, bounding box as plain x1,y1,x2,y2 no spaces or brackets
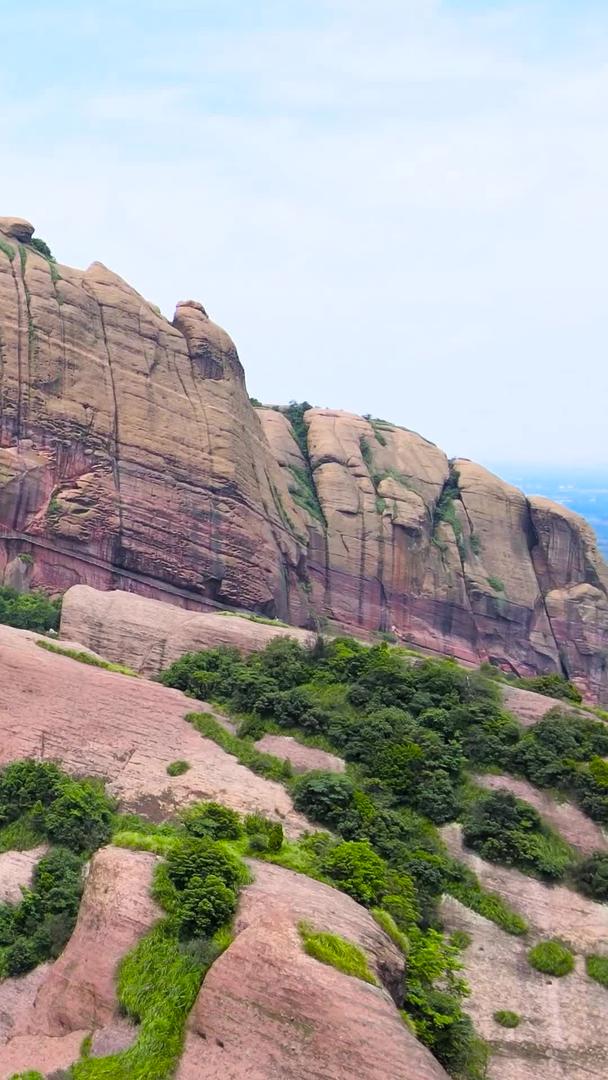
0,217,606,701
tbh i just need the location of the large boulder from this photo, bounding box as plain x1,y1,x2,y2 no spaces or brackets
59,583,314,675
178,860,448,1080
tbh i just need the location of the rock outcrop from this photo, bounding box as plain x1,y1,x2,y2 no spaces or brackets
0,846,157,1077
178,860,448,1080
0,622,309,832
60,583,313,674
0,218,606,700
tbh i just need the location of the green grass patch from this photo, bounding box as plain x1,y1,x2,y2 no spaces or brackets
71,921,206,1079
0,237,16,262
187,712,293,783
299,922,377,984
166,760,191,777
527,939,574,977
487,576,505,593
586,954,608,988
372,907,409,954
217,610,289,628
493,1010,520,1028
35,639,137,676
0,812,44,853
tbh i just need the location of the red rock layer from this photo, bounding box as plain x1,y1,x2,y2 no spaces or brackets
1,217,606,701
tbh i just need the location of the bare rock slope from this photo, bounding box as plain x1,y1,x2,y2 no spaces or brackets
0,217,606,700
0,622,308,833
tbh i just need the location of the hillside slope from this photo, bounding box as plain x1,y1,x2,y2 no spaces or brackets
0,216,606,701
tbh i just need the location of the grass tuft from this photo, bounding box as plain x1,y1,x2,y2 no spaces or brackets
586,954,608,988
527,939,574,977
35,639,136,676
166,760,191,777
298,922,377,985
493,1009,520,1028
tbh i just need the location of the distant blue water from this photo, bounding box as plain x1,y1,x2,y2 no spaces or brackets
490,465,608,561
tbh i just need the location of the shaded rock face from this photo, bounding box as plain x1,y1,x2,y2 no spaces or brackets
1,221,606,701
178,860,448,1080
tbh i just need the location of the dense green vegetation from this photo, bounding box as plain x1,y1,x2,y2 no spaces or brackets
35,639,136,676
573,853,608,901
462,790,574,881
72,829,248,1079
158,630,608,1071
527,940,574,977
0,584,61,633
299,922,377,984
0,761,114,978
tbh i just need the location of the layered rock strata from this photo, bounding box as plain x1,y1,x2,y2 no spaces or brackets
0,217,606,700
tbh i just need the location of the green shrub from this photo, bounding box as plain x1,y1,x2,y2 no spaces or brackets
177,873,237,937
31,237,54,259
44,778,114,853
181,802,243,841
512,672,583,703
462,790,574,880
299,922,376,984
244,813,284,852
527,940,574,977
586,954,608,988
493,1010,520,1028
320,840,387,906
0,585,61,632
292,771,359,832
166,760,190,777
166,837,246,894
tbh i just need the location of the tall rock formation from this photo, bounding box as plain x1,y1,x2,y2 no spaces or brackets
0,217,606,702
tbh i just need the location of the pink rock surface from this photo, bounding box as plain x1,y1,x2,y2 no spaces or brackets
0,218,605,701
476,774,608,856
0,846,153,1077
0,846,47,904
178,861,448,1080
0,623,309,834
442,824,608,952
254,734,345,774
33,846,160,1034
500,684,562,726
441,897,608,1080
60,584,313,675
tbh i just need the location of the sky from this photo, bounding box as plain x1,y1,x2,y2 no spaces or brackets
1,0,607,468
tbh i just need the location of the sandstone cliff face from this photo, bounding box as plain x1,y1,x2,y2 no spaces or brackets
0,217,606,700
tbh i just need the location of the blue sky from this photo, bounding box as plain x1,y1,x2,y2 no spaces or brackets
2,1,607,466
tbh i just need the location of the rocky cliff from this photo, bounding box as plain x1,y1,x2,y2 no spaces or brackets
0,216,606,701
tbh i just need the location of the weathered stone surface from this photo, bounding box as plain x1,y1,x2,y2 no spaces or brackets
0,846,152,1077
475,774,608,856
178,860,448,1080
442,824,608,952
0,846,47,904
33,846,159,1034
500,684,560,727
255,734,345,774
0,622,309,833
1,219,606,701
441,897,608,1080
60,584,314,675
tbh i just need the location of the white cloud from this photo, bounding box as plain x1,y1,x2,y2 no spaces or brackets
1,0,607,466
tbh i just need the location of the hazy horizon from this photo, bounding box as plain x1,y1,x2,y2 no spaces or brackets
2,1,607,468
